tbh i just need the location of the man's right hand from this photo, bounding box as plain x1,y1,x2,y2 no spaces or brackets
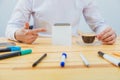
15,22,46,44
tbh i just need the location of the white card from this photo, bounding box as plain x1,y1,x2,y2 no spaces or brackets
52,23,72,46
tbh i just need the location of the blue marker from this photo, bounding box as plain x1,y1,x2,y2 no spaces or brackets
0,46,21,52
60,53,67,67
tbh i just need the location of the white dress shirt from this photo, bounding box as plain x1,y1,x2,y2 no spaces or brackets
6,0,108,41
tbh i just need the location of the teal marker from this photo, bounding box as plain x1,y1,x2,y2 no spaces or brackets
0,49,32,60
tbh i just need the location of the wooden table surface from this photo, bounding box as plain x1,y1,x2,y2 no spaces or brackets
0,36,120,80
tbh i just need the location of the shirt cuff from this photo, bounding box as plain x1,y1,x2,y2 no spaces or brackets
5,26,19,41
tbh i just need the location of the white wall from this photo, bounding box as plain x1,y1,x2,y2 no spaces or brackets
79,0,120,35
98,0,120,35
0,0,17,37
0,0,120,37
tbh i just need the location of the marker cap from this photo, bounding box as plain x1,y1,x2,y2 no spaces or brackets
98,51,104,57
8,46,21,51
21,49,32,55
62,53,67,58
118,63,120,67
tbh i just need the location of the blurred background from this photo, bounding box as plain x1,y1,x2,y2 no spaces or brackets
0,0,120,37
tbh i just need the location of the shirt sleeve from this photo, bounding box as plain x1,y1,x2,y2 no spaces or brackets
83,0,109,34
5,0,32,41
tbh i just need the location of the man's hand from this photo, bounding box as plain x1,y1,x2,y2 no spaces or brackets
15,22,46,44
97,27,116,45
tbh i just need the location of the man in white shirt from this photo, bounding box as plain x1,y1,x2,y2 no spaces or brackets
6,0,116,44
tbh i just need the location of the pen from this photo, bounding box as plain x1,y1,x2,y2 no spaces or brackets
98,51,120,67
32,53,47,67
0,49,32,60
60,53,67,67
0,46,21,52
80,53,89,67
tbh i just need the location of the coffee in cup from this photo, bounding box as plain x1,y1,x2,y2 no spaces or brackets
81,34,96,43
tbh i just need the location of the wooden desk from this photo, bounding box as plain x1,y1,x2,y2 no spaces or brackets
0,37,120,80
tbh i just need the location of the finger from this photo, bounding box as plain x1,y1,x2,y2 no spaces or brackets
24,35,38,44
24,30,33,35
24,22,29,29
30,28,46,34
25,39,35,44
32,33,39,36
97,27,112,40
103,39,116,45
102,27,112,34
97,27,111,37
30,37,38,43
101,30,114,41
29,35,38,43
24,28,46,35
103,34,116,42
24,30,30,35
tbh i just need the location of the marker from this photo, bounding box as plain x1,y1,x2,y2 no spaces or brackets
112,52,120,57
98,51,120,67
0,46,21,52
80,53,89,67
32,53,47,67
0,42,16,47
0,49,32,60
60,53,67,67
29,25,33,29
